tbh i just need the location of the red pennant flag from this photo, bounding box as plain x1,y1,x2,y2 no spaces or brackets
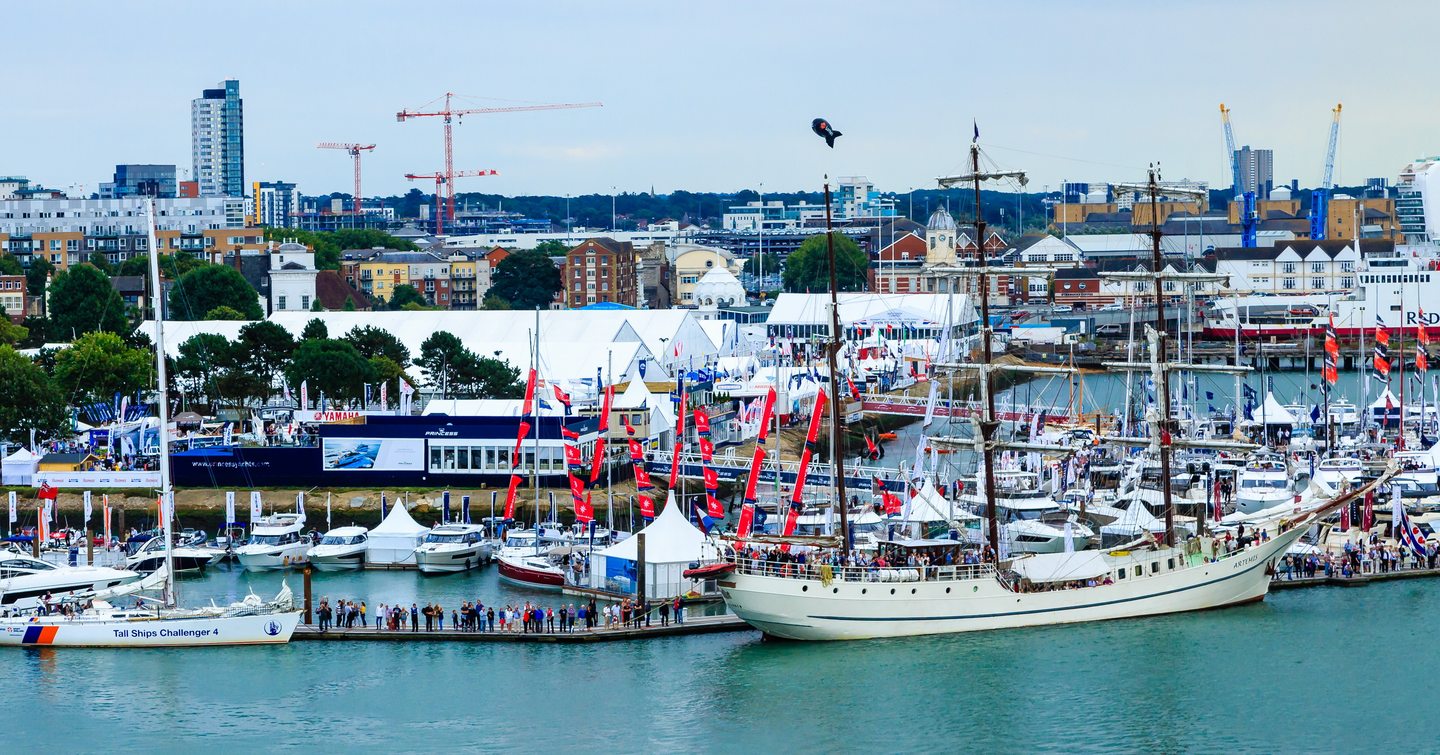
575,491,594,524
756,387,777,443
568,473,586,503
503,473,522,520
513,420,531,459
779,507,801,549
742,446,766,504
638,494,655,519
552,384,571,407
627,438,644,462
703,466,719,492
693,408,711,438
634,465,653,490
882,490,903,515
1363,490,1374,531
563,442,583,471
623,416,636,436
736,503,755,543
522,369,538,416
698,437,714,462
864,434,878,457
706,493,724,518
589,436,607,484
561,426,580,440
846,375,861,402
669,441,683,488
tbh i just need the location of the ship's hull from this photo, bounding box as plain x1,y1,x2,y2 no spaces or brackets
307,545,368,571
719,526,1303,641
496,555,565,590
0,611,301,648
415,544,493,574
235,544,310,571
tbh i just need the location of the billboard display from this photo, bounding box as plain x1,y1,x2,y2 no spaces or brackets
321,438,424,472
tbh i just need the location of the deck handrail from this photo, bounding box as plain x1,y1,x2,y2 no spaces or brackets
730,556,995,583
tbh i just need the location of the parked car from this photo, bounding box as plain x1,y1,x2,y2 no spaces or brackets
1051,304,1073,313
1099,302,1124,311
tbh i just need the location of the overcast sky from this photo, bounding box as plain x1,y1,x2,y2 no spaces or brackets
9,0,1439,199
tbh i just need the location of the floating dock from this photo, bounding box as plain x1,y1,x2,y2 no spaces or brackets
1271,566,1440,590
292,613,751,643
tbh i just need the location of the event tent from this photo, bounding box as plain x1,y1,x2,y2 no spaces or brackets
365,501,428,565
588,491,719,600
1,448,39,486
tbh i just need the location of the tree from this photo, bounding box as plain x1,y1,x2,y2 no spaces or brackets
459,354,523,399
175,333,231,408
416,331,468,396
205,306,247,321
119,252,206,280
415,331,521,399
19,316,48,349
300,318,329,341
286,338,376,405
26,257,53,297
481,294,511,310
47,264,128,338
0,345,67,444
388,284,426,309
86,252,115,276
310,299,325,312
54,331,154,405
489,250,562,311
782,233,869,293
743,251,780,276
343,325,409,367
0,254,22,276
233,321,295,399
169,265,263,320
0,307,28,346
532,240,570,257
342,298,356,312
262,228,417,271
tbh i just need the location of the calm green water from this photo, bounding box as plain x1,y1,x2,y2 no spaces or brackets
11,563,1439,753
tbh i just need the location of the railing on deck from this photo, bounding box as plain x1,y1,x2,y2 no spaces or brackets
731,556,995,584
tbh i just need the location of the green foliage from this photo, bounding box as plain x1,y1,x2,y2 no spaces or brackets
481,294,511,310
489,251,562,311
47,264,128,338
342,298,356,312
54,331,154,405
286,338,376,404
343,325,410,367
262,228,417,271
388,284,426,309
204,306,247,321
0,345,67,444
742,252,780,276
118,252,206,280
19,316,48,349
86,252,115,276
310,298,325,312
26,257,53,297
0,311,28,346
782,233,869,293
301,318,329,341
415,331,521,399
0,254,23,276
170,265,263,320
532,240,570,257
367,356,407,391
175,333,231,408
233,321,295,400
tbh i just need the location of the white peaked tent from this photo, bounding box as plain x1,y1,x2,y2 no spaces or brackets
900,480,975,524
1256,392,1296,426
588,491,719,600
2,448,39,486
365,502,429,565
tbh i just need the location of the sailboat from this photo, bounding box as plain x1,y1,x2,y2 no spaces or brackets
711,152,1392,641
0,199,300,647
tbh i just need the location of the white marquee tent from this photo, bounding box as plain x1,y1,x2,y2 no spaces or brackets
588,491,719,600
2,448,39,486
365,501,429,565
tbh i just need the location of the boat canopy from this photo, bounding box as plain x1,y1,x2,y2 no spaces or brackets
1011,551,1109,583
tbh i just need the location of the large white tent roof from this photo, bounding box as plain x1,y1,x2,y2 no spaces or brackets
370,500,428,537
1258,392,1296,425
597,491,711,563
766,293,978,328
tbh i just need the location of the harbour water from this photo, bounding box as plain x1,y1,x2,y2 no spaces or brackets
12,573,1438,752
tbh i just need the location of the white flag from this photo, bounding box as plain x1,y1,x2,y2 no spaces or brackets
296,491,306,519
83,491,92,524
7,491,14,524
43,499,52,523
162,492,174,522
250,491,263,521
399,377,415,397
300,380,309,411
225,491,236,525
380,380,388,409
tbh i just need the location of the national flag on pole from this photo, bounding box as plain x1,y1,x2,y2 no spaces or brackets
38,482,57,502
1393,492,1431,558
553,384,571,409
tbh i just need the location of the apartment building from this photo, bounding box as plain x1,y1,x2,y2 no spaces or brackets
564,238,638,308
0,196,256,270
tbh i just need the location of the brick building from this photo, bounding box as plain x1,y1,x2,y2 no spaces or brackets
564,238,638,308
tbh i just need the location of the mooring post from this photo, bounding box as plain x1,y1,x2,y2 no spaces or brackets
636,532,647,604
303,566,313,625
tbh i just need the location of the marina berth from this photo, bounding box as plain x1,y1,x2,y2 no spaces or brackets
414,523,492,573
307,526,370,571
365,502,428,567
0,549,140,612
235,513,310,571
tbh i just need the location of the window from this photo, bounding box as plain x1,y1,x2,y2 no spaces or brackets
1311,277,1323,289
1283,278,1296,290
1341,261,1355,272
48,239,60,251
1311,262,1324,273
1342,276,1354,288
1281,262,1296,273
278,295,287,310
301,295,311,310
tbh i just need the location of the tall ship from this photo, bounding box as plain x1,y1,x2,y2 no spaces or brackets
711,148,1384,641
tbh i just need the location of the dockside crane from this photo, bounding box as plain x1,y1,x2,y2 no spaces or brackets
316,142,377,214
396,94,602,225
404,169,498,236
1220,104,1257,247
1310,103,1342,240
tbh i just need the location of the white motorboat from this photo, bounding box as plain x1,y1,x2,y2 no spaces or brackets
306,526,369,571
235,514,310,571
125,535,224,574
0,549,140,612
414,524,492,574
1394,450,1439,497
996,500,1096,554
1314,456,1364,491
496,550,567,590
1235,455,1293,514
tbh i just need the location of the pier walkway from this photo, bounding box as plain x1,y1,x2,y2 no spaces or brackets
1271,565,1440,590
292,613,751,643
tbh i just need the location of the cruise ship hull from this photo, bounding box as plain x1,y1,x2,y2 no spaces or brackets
719,526,1303,641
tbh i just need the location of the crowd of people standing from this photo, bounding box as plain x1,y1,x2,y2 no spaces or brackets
316,594,688,634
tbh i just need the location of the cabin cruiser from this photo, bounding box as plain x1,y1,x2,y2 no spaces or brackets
1314,456,1364,491
306,526,370,571
496,548,570,590
0,549,140,612
235,514,310,571
1235,455,1293,514
1394,450,1439,497
124,535,224,573
414,524,492,574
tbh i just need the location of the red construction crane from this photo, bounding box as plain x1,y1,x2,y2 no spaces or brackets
396,93,601,222
316,142,377,214
404,169,498,236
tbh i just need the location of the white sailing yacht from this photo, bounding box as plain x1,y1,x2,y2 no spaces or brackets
714,159,1365,641
0,199,299,647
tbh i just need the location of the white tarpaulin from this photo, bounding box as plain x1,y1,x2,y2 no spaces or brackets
365,502,428,565
1011,551,1109,583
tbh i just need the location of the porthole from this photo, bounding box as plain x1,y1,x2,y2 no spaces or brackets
911,588,917,594
890,588,896,594
861,588,867,594
832,588,839,594
946,587,952,593
801,585,808,592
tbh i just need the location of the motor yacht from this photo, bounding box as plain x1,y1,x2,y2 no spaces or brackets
1394,450,1439,497
124,535,224,574
1235,455,1293,514
0,549,140,612
235,514,310,571
306,526,370,571
496,549,568,590
414,524,492,574
1314,456,1364,491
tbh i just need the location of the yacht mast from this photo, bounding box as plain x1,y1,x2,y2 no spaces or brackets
820,178,851,556
145,198,177,607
